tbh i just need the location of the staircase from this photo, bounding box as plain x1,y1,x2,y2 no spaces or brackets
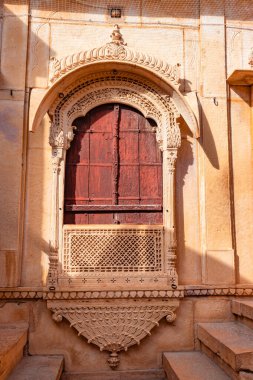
0,322,63,380
163,299,253,379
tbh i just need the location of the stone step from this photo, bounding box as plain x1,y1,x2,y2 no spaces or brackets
8,355,64,380
198,322,253,372
0,323,28,380
232,299,253,321
163,351,230,380
61,370,165,380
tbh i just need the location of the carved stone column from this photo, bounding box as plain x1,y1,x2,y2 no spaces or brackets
48,121,75,289
163,119,181,288
48,149,62,288
163,148,178,287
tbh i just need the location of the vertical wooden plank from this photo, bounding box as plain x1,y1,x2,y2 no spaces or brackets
118,105,139,206
64,117,90,212
89,105,113,211
117,105,139,223
138,117,163,223
112,105,120,205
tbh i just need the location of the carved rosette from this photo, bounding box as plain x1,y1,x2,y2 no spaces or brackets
48,299,178,369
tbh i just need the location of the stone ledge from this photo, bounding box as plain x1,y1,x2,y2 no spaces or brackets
61,369,165,380
197,322,253,372
163,351,230,380
227,70,253,86
232,300,253,321
8,355,64,380
0,286,253,299
0,323,28,380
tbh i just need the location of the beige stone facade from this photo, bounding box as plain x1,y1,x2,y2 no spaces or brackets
1,1,253,378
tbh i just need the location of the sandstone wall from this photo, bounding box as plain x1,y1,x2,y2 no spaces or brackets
0,0,253,373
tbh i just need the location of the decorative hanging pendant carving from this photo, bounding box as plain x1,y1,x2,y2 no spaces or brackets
48,299,178,369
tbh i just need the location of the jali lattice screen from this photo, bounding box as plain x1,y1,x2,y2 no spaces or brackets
63,226,163,275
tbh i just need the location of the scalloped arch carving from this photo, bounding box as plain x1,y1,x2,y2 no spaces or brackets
49,71,181,151
31,24,199,139
49,41,180,86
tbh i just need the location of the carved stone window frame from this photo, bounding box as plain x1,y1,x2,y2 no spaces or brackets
30,26,200,367
48,70,182,290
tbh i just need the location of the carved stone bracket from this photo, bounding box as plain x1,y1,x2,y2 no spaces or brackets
47,299,179,369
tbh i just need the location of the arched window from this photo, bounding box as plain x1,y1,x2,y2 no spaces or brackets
64,104,163,225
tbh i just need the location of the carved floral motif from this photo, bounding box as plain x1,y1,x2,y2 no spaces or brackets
49,25,180,85
48,300,178,369
49,71,180,151
166,149,178,174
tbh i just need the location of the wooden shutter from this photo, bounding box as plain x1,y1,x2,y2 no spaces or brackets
64,104,163,224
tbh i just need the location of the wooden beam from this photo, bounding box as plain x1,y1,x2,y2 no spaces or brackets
65,205,163,212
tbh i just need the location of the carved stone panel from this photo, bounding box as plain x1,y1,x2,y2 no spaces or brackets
48,298,179,369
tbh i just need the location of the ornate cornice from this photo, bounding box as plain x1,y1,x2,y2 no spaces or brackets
184,287,253,297
1,287,253,300
44,289,184,300
49,25,180,85
0,290,43,299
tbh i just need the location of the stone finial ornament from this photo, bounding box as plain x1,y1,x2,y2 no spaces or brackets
110,24,126,46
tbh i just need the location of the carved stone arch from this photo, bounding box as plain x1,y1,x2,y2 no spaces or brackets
31,27,199,138
48,71,181,152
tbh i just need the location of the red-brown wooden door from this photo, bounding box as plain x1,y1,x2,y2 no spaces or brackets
64,104,163,224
